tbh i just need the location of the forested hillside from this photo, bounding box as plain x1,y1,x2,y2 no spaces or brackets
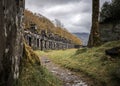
24,10,82,45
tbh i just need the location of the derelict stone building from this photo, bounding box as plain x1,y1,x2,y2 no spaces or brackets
24,23,75,50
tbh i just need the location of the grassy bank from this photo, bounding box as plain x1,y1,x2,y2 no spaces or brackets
15,43,62,86
35,41,120,86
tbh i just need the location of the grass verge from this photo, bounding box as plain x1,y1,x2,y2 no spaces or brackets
15,43,62,86
35,40,120,86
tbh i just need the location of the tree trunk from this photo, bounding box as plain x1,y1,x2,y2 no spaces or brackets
0,0,25,86
88,0,101,47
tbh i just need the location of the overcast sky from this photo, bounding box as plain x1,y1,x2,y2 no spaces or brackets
25,0,111,33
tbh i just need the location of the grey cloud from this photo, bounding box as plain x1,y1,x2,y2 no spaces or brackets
25,0,110,33
26,0,82,8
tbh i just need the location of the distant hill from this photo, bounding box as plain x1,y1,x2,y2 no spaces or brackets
24,10,82,45
73,33,89,46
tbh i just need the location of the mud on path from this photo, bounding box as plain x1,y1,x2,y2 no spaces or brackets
40,56,89,86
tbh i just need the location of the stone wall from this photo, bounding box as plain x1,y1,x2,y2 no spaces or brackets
24,24,75,50
100,22,120,42
0,0,24,86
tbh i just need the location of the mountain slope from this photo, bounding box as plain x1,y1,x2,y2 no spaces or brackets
24,10,82,45
73,33,89,46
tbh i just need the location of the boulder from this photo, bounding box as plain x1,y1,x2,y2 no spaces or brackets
105,47,120,58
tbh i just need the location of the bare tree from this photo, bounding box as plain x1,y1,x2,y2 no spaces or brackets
54,19,64,28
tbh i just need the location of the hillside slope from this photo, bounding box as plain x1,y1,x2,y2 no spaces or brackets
24,10,82,45
35,40,120,86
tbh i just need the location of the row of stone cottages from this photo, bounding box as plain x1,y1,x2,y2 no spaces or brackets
24,23,80,50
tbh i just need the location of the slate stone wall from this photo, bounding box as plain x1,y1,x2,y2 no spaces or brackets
0,0,24,85
24,29,75,50
100,22,120,42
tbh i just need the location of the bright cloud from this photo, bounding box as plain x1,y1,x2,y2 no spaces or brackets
26,0,111,33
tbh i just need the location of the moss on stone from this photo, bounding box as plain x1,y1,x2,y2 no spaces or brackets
15,43,62,86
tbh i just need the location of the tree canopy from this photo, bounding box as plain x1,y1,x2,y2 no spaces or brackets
100,0,120,23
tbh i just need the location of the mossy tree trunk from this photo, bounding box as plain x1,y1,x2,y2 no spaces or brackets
0,0,25,86
88,0,101,47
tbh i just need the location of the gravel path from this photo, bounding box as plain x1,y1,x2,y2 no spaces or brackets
40,56,88,86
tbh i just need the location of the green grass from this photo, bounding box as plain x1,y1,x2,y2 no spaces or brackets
16,61,62,86
15,43,62,86
35,40,120,86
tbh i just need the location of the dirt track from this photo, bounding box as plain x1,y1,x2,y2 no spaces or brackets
40,56,88,86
